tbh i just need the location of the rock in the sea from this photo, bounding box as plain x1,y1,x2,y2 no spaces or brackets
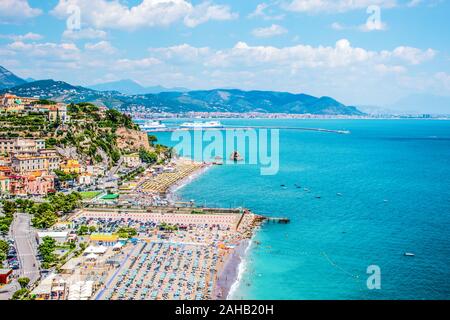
230,151,243,161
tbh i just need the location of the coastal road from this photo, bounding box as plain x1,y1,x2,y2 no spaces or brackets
0,212,39,300
11,213,40,283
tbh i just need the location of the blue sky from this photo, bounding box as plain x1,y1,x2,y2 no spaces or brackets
0,0,449,108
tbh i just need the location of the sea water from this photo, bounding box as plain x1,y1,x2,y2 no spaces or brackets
151,119,450,300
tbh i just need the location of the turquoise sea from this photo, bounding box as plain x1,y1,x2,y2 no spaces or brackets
150,119,450,300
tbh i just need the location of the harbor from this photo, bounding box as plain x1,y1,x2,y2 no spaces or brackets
137,119,350,134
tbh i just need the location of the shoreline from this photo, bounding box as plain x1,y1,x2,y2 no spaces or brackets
213,239,250,300
165,158,263,301
165,160,213,204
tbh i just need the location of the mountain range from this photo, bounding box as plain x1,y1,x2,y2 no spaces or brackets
89,79,189,95
0,66,27,89
0,65,364,115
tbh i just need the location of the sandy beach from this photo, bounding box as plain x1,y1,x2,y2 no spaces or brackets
213,239,250,300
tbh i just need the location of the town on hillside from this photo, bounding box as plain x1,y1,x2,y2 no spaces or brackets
0,93,265,301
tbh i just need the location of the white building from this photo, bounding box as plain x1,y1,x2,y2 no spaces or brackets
123,153,142,168
37,231,69,244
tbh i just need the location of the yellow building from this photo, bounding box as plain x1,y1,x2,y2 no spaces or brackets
89,233,119,246
60,159,82,174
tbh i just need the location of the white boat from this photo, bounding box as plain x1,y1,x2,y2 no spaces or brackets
179,121,223,129
404,252,415,257
140,120,166,131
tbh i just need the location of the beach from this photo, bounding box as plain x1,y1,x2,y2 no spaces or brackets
166,161,212,204
213,239,250,300
66,202,263,300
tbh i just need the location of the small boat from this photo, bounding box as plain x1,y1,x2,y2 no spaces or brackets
315,196,321,199
404,252,415,257
336,192,343,196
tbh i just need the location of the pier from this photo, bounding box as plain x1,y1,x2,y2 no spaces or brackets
265,217,291,224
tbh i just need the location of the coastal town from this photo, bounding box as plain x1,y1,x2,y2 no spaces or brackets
0,93,267,300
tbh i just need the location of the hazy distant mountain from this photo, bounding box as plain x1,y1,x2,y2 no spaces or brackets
389,94,450,114
0,65,27,89
1,78,364,115
89,79,189,95
357,105,405,115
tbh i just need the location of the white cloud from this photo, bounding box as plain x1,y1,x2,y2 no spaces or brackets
184,2,238,28
143,39,435,72
84,41,117,55
389,46,436,64
375,64,407,74
13,32,43,41
331,22,345,30
149,44,211,63
251,24,288,38
7,41,80,61
284,0,397,13
331,21,388,32
0,32,43,41
52,0,237,30
114,57,162,71
0,0,42,21
407,0,422,7
63,28,107,40
434,72,450,91
248,3,285,20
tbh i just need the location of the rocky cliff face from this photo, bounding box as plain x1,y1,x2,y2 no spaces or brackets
116,127,151,152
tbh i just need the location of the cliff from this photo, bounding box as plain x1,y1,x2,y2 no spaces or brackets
116,127,151,152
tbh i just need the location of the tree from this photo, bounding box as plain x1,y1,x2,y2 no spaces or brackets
139,148,158,164
15,199,34,212
116,227,137,239
12,288,29,300
77,225,89,235
2,200,16,216
18,277,30,289
0,240,8,254
148,135,158,146
38,237,57,268
45,137,57,148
